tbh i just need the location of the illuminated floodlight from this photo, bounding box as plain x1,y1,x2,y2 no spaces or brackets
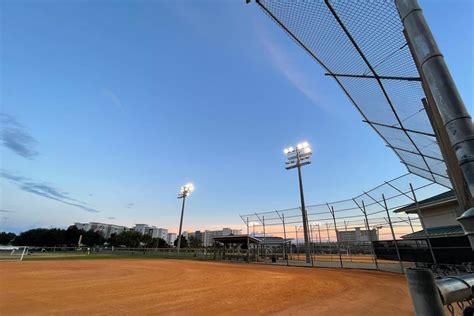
177,182,195,253
282,140,313,264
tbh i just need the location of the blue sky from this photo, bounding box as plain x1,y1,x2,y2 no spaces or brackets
0,0,472,234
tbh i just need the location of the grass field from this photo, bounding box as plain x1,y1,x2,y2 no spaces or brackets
0,258,413,315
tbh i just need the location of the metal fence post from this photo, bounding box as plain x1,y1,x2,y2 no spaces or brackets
328,205,343,268
344,220,353,262
295,226,299,261
282,213,289,266
317,223,322,245
382,194,404,273
246,217,250,263
326,223,332,260
410,183,437,265
360,200,379,270
308,223,314,266
396,0,474,218
262,215,266,263
405,268,444,316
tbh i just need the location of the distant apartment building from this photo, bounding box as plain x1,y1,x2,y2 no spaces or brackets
336,227,379,242
194,230,203,243
152,228,168,240
133,224,168,240
74,222,128,239
167,233,177,246
203,228,241,247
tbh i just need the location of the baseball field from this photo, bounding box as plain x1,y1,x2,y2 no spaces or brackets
0,259,413,315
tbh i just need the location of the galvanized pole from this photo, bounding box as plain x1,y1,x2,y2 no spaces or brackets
382,194,404,273
405,268,444,316
317,224,322,245
289,224,293,260
344,220,352,262
177,194,186,254
361,200,379,270
308,223,314,266
295,226,299,260
410,183,437,264
329,206,343,268
262,215,266,263
326,223,332,260
396,1,474,239
282,213,288,266
407,216,415,233
296,150,312,264
246,217,250,263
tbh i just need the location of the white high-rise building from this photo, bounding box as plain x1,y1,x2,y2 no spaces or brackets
167,233,177,246
336,227,379,242
134,224,150,235
74,222,128,239
203,228,242,247
151,228,168,240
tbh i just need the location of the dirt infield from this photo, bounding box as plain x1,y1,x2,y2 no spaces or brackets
0,259,413,315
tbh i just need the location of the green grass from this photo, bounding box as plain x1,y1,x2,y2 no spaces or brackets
15,252,217,261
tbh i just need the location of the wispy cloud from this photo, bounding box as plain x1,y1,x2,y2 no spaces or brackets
102,88,125,113
0,170,100,213
127,203,134,209
0,113,38,159
259,35,328,110
0,209,16,213
107,216,116,220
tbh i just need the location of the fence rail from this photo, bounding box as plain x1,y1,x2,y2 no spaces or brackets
239,173,472,274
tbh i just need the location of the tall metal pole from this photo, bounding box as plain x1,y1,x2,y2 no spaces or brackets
296,150,312,264
177,195,186,254
410,183,437,264
382,194,404,273
396,1,474,244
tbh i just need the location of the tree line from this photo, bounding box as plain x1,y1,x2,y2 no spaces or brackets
0,226,174,248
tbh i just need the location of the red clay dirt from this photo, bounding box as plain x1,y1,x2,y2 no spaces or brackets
0,259,413,315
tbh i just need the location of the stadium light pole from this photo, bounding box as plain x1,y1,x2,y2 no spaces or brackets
284,141,313,264
177,183,194,254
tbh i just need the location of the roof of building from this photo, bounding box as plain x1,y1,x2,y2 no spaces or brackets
211,235,291,245
211,235,261,244
395,190,457,214
401,225,464,240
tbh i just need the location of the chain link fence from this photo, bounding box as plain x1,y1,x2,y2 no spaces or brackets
240,173,472,274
